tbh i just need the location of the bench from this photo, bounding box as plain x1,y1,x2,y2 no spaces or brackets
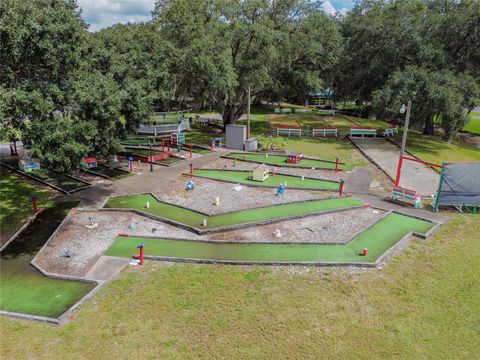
317,109,336,116
194,117,209,126
294,108,313,114
276,128,302,137
383,127,398,137
274,108,292,115
392,187,422,208
312,128,338,137
350,128,377,138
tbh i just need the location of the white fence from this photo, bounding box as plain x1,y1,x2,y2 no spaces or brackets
137,117,190,135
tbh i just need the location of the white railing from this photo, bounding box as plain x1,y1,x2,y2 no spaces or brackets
137,117,190,135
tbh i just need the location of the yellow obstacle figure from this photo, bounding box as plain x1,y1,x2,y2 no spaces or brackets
214,196,220,206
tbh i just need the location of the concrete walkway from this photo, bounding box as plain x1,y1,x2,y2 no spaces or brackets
85,256,130,281
351,138,440,196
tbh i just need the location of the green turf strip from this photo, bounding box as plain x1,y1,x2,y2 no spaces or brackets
105,213,434,263
192,169,339,190
224,153,351,170
0,203,95,318
105,194,362,229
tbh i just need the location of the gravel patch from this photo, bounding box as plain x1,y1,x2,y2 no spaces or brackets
34,211,205,277
154,177,333,215
208,207,385,243
72,171,111,185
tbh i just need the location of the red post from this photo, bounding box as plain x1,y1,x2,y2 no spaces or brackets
339,179,344,195
190,163,193,178
394,156,403,187
32,195,38,213
139,245,144,265
363,248,368,257
335,157,339,173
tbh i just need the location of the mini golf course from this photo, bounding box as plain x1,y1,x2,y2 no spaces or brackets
105,213,435,265
223,152,351,170
191,169,340,191
104,194,363,231
0,203,96,318
1,158,90,194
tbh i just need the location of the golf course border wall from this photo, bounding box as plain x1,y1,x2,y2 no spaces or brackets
111,210,440,267
100,192,366,234
221,152,347,171
187,168,340,192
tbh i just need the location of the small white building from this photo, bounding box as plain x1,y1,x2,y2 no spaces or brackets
251,164,269,182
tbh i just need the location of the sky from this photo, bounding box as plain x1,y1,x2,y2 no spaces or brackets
78,0,355,32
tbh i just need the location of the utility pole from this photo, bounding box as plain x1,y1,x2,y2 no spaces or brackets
247,86,251,140
149,139,153,172
394,100,412,187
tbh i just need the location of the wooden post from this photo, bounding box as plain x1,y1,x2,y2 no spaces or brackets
247,86,251,140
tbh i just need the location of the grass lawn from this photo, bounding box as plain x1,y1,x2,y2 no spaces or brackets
106,213,434,264
401,131,480,167
192,169,340,191
0,168,56,242
224,152,352,170
0,202,95,318
464,111,480,135
1,214,478,358
105,194,363,230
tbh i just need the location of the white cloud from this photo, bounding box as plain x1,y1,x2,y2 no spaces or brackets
321,1,338,16
77,0,156,31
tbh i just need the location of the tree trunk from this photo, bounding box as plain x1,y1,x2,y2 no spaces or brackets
423,114,435,135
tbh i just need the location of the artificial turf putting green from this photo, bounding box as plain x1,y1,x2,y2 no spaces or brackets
192,169,339,191
105,213,434,264
223,152,351,170
0,203,96,318
105,194,363,230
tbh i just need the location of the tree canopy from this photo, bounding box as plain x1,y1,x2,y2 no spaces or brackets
1,0,479,171
335,0,480,138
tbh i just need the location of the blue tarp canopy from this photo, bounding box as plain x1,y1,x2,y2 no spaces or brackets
437,162,480,206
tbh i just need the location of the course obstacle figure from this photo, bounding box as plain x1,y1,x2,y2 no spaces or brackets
186,179,195,191
276,184,286,197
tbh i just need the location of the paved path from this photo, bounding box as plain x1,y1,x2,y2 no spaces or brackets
85,256,130,281
352,138,440,196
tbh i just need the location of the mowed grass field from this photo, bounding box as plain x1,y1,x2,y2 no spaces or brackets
105,213,434,264
402,131,480,167
192,169,340,190
464,111,480,135
1,214,478,358
0,168,56,243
